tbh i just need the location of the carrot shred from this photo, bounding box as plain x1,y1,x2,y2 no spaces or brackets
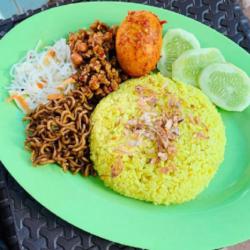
56,77,75,91
37,82,44,89
56,86,64,91
43,50,56,65
63,77,76,84
9,95,30,113
48,50,56,58
47,94,64,100
16,96,30,112
43,56,50,65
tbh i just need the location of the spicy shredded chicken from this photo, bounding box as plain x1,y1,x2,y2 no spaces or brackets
69,21,129,98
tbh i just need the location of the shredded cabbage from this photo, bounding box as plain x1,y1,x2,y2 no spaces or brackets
8,39,76,113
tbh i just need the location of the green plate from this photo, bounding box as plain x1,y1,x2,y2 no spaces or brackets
0,2,250,250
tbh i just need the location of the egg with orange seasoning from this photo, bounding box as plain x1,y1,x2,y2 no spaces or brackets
116,11,164,77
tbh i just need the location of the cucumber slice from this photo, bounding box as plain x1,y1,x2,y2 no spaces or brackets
199,63,250,112
172,48,225,86
157,29,200,77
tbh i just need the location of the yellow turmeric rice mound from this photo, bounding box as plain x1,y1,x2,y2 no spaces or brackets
90,73,226,205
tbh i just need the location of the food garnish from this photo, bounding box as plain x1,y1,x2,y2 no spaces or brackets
111,158,124,178
199,63,250,111
125,85,184,165
157,28,200,77
172,48,225,86
156,26,250,111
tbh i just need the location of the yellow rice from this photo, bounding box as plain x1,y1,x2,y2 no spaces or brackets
90,73,226,205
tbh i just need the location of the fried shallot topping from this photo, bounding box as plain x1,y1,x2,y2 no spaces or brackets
125,85,184,167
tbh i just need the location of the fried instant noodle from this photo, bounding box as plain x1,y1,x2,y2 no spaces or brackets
24,87,95,176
